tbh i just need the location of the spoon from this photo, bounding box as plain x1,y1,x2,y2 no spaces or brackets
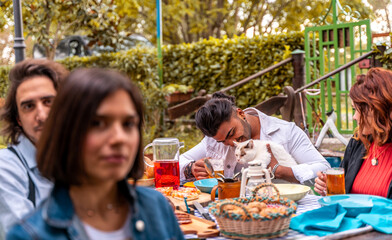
216,172,225,179
203,158,215,178
233,171,241,180
217,178,225,182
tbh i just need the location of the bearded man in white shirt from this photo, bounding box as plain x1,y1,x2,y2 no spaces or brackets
180,92,330,184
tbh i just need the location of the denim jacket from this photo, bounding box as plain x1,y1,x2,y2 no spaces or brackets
7,184,185,240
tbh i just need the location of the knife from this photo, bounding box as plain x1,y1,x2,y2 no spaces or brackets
193,201,213,221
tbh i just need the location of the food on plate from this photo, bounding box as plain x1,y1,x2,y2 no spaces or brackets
172,187,201,200
155,187,201,200
144,156,155,178
175,212,192,225
183,182,195,188
155,187,173,197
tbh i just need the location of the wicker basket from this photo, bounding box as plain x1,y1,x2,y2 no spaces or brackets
209,183,297,239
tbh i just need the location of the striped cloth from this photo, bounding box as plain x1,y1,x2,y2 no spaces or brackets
185,194,321,240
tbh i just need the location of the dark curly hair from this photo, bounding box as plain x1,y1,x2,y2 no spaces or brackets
195,92,236,137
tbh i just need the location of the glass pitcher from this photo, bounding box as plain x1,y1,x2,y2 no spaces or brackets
144,138,184,189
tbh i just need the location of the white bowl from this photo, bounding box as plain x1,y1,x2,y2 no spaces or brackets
274,184,310,201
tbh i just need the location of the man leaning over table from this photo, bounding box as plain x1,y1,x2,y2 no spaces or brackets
180,92,330,184
0,59,68,236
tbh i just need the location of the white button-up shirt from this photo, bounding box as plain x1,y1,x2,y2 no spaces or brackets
180,108,330,183
0,135,53,237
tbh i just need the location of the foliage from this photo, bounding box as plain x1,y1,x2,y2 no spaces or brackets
164,119,204,153
0,0,373,63
368,0,392,33
162,84,194,95
0,0,133,60
0,32,304,147
163,33,304,108
377,45,392,70
0,65,10,97
114,0,372,45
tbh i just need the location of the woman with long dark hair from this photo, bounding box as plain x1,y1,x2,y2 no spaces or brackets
7,68,184,239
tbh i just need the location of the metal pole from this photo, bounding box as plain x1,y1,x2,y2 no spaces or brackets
13,0,26,63
156,0,164,137
156,0,163,87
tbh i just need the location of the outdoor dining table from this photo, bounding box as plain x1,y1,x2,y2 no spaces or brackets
184,194,390,240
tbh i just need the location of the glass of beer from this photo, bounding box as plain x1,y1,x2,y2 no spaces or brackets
325,167,346,195
209,158,224,178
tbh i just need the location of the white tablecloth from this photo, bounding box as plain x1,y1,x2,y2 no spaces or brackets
185,194,321,240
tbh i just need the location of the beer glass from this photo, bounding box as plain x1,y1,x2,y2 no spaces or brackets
209,158,224,177
325,167,346,195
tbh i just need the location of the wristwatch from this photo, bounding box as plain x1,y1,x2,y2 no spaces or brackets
184,160,196,181
271,163,280,178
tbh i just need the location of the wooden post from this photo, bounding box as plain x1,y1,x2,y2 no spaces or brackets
291,49,306,130
372,44,386,68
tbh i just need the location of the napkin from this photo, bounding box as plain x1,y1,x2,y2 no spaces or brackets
290,203,364,236
291,197,392,236
356,198,392,234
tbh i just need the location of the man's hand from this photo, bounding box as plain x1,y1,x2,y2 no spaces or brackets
314,171,327,196
266,144,279,170
266,144,299,183
191,158,210,180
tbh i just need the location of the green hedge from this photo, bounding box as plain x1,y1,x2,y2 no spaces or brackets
378,46,392,70
163,33,304,107
0,32,306,148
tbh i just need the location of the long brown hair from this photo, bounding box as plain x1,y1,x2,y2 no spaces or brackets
36,68,144,186
349,68,392,151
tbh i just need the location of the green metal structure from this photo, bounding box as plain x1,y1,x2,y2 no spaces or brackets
304,0,371,134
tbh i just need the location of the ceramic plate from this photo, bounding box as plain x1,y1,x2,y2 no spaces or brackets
274,184,310,201
318,194,391,217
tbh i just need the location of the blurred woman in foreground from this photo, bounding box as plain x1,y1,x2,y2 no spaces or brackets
315,68,392,198
7,69,184,239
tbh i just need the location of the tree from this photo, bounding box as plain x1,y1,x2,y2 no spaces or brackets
0,0,373,61
368,0,392,33
114,0,373,45
0,0,130,60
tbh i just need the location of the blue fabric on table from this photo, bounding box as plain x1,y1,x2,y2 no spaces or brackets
291,197,392,236
290,203,364,236
356,198,392,234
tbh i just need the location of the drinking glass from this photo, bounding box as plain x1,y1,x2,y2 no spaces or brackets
209,158,224,177
325,167,346,195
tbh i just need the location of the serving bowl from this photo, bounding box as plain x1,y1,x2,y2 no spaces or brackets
274,184,310,201
194,178,218,193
